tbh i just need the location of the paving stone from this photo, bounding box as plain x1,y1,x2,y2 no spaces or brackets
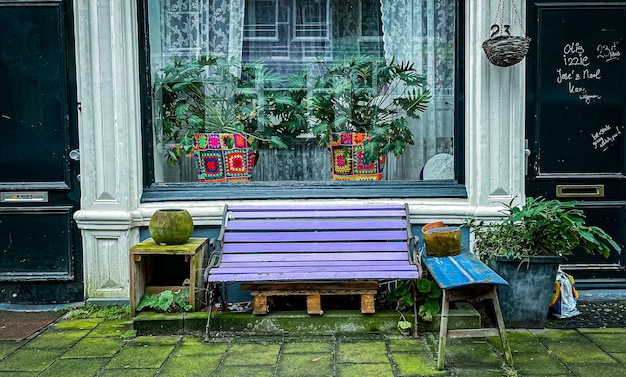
568,364,626,377
532,329,591,346
0,341,24,359
0,349,65,372
22,329,89,349
444,340,501,366
583,333,626,352
338,362,394,377
445,366,509,377
0,372,38,377
87,320,134,337
510,352,570,375
52,319,102,331
281,341,333,354
104,344,175,369
172,337,228,356
61,337,125,358
487,332,548,353
337,341,389,363
127,335,181,346
215,366,274,377
392,353,444,376
278,353,333,377
608,353,626,363
158,354,222,377
39,358,108,377
222,343,280,366
547,342,617,364
98,369,157,377
387,335,438,353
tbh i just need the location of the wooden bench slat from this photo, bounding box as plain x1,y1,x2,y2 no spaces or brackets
226,219,407,231
220,251,412,263
227,204,406,212
208,270,420,282
229,209,406,219
213,264,419,274
224,230,408,243
223,242,407,253
218,260,415,268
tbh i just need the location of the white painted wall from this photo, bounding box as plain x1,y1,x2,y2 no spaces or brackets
73,0,528,302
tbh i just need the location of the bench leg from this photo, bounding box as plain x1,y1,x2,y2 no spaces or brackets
491,288,514,367
437,289,449,371
253,295,269,315
307,294,323,315
360,293,375,314
204,283,217,341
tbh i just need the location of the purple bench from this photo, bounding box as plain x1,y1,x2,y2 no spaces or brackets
203,203,421,337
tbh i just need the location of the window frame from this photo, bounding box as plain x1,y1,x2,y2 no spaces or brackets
137,0,466,202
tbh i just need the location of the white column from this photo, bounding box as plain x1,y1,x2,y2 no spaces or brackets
73,0,144,301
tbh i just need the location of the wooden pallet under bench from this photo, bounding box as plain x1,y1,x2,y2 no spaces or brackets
203,203,421,337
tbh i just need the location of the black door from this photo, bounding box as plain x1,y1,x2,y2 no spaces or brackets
526,1,626,288
0,1,83,303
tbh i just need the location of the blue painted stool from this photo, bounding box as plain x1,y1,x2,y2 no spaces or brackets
422,251,514,370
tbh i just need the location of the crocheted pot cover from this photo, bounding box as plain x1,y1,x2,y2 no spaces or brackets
192,133,256,182
329,133,385,180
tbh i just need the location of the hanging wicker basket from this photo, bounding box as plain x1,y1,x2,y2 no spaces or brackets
482,0,530,67
482,35,531,67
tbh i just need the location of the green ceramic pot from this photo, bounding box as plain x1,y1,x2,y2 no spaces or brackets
148,209,194,245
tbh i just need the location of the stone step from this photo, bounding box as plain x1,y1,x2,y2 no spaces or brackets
133,303,481,336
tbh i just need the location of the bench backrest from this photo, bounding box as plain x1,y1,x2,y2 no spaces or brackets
207,204,420,282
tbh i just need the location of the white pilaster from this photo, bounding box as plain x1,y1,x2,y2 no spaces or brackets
73,0,143,300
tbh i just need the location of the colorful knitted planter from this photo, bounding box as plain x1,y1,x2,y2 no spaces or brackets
329,133,385,180
192,133,256,182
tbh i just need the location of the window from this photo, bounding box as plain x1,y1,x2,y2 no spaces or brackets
141,0,463,198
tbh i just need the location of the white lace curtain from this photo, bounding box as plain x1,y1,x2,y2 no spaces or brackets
150,0,455,182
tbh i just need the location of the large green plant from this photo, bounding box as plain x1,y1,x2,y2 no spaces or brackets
468,197,621,261
306,55,432,163
154,55,305,164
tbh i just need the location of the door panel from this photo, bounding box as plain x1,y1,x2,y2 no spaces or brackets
0,1,83,303
526,1,626,288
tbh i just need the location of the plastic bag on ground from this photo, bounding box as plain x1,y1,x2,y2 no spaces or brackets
550,268,580,319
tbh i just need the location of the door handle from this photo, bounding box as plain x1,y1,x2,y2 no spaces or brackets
69,149,80,161
556,184,604,198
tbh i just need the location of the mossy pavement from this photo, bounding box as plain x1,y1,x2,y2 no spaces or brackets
1,314,626,376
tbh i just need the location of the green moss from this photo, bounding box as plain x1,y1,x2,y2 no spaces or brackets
61,337,125,358
87,320,134,337
216,366,274,377
278,353,332,377
392,353,444,376
0,349,65,372
22,330,89,349
511,353,571,375
53,318,102,330
338,363,394,377
444,339,501,366
222,343,280,366
173,337,228,356
337,341,389,363
487,332,547,353
158,354,222,377
548,342,617,364
98,369,158,377
104,345,175,369
127,335,181,347
282,341,332,354
38,358,107,377
0,341,25,358
387,335,437,353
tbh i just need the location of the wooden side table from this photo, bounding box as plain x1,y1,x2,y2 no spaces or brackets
129,237,208,316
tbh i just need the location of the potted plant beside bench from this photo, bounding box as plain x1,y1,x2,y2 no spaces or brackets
467,197,621,328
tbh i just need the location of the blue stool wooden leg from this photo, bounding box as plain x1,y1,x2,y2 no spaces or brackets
491,288,514,367
437,289,449,370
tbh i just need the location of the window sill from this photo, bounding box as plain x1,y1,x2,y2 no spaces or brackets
140,180,467,202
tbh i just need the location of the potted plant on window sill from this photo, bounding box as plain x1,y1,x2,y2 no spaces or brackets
305,55,431,180
466,197,621,328
154,55,304,182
